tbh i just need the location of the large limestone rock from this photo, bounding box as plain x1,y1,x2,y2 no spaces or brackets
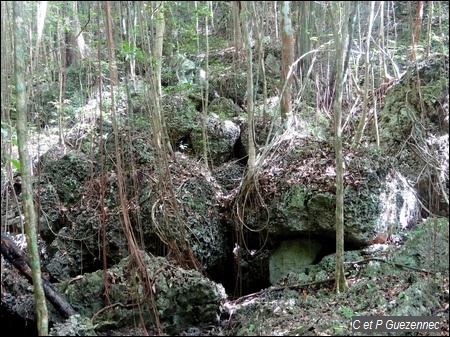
40,148,92,204
377,54,449,218
245,54,448,247
55,253,225,333
163,93,198,148
167,53,198,85
244,135,418,245
191,113,240,166
208,97,244,119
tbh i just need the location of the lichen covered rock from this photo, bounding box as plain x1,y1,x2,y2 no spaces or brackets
55,253,225,332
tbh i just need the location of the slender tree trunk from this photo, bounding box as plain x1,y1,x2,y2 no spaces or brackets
195,1,210,167
202,2,211,167
57,67,66,148
1,2,14,195
13,1,49,334
280,1,294,120
437,2,445,54
410,1,424,61
354,1,375,147
164,3,175,58
232,1,242,56
96,1,109,303
379,1,390,79
241,1,255,176
71,1,88,59
56,8,67,150
103,2,119,86
153,5,164,97
371,66,380,147
253,1,268,125
35,1,47,69
425,1,434,58
297,1,314,81
328,1,350,294
273,1,278,39
152,3,172,155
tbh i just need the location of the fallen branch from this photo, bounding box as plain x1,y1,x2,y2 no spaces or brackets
350,257,433,274
1,232,76,318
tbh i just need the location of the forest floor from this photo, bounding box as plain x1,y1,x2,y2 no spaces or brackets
3,121,448,337
98,244,449,336
214,270,449,336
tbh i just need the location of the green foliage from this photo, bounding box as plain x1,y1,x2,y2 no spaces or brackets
5,158,21,171
421,76,448,105
1,123,20,170
207,35,229,50
431,31,449,53
397,291,410,301
119,41,146,63
130,114,152,131
341,306,356,319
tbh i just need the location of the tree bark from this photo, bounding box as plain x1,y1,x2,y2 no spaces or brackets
354,1,375,146
232,1,242,57
241,1,255,176
103,1,119,85
410,1,424,61
13,2,49,334
328,1,350,294
280,1,294,120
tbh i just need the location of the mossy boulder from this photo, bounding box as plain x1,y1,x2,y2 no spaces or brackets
392,217,449,272
40,148,92,205
191,114,240,166
55,254,224,333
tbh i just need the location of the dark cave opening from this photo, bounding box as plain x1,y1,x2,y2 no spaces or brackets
0,309,39,336
174,134,193,152
232,137,248,166
206,232,364,298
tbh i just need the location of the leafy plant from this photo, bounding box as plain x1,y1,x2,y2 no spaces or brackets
5,157,21,170
398,292,410,301
341,306,356,319
1,123,20,170
119,41,146,63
